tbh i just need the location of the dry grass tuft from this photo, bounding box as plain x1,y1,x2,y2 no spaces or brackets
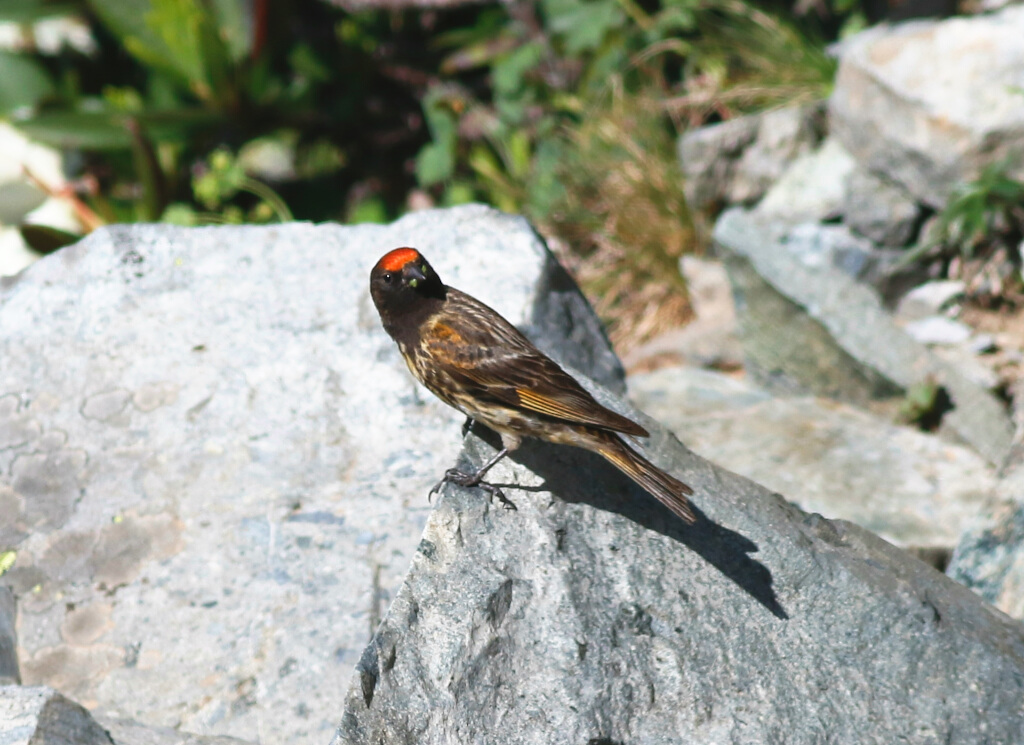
541,88,697,353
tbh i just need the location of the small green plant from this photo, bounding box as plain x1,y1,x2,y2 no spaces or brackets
937,164,1024,261
901,163,1024,304
898,379,953,431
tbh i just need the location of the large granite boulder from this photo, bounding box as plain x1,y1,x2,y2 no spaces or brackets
334,363,1024,744
830,5,1024,208
0,205,622,742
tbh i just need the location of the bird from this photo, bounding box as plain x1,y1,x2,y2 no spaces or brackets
369,246,696,524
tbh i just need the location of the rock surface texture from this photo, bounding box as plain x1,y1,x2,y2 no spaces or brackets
0,685,114,745
629,366,997,551
679,103,825,212
0,206,622,742
0,588,18,685
334,369,1024,744
830,5,1024,208
714,207,1014,467
948,500,1024,621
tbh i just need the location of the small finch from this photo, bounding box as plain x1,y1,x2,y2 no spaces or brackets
369,247,696,523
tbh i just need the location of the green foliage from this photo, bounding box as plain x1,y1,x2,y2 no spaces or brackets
414,0,833,215
937,163,1024,261
900,163,1024,270
409,0,832,345
898,380,953,432
0,0,78,23
3,1,424,236
0,52,55,114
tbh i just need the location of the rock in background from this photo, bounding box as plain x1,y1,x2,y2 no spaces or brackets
1,686,114,745
630,366,997,553
0,205,622,743
713,208,1015,467
830,5,1024,209
676,5,1024,626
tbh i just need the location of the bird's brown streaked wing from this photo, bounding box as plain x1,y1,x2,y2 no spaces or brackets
425,290,649,437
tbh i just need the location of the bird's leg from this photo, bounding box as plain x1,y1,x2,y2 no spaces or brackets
461,416,475,438
429,447,517,510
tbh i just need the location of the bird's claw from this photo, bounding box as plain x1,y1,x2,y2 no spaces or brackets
428,467,517,511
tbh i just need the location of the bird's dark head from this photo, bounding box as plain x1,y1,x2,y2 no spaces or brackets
370,247,446,325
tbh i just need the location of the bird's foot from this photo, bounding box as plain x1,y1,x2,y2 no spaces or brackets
429,467,517,510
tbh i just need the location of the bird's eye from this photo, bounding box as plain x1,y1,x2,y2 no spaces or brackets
382,272,393,284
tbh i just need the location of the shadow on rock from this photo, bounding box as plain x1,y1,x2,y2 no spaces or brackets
468,425,789,621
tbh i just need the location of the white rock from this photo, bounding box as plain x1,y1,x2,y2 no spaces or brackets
895,280,966,321
753,137,856,224
830,6,1024,208
629,365,998,549
904,315,973,345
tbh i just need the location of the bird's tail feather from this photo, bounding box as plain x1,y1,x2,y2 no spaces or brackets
595,433,696,524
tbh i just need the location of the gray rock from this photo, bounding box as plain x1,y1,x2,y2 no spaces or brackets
843,166,922,246
948,500,1024,620
0,685,113,745
830,7,1024,208
895,280,965,321
718,220,904,406
904,316,973,345
97,716,255,745
629,366,998,550
333,367,1024,745
929,345,1001,390
753,137,856,224
680,103,825,211
0,587,17,684
782,222,880,280
968,334,997,354
714,207,1014,466
0,205,621,742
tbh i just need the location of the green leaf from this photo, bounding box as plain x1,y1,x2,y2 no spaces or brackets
543,0,625,55
16,107,217,150
88,0,235,101
491,41,545,97
504,129,532,180
0,550,15,577
415,93,459,186
416,142,455,186
88,0,183,84
289,43,331,83
16,109,135,148
443,181,476,206
20,224,81,253
0,0,78,23
0,51,54,114
347,196,388,224
161,202,198,225
208,0,250,62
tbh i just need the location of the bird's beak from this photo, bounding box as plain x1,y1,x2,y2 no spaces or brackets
405,263,427,287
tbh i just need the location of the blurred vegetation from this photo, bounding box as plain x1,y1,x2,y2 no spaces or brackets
3,0,843,349
901,164,1024,307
